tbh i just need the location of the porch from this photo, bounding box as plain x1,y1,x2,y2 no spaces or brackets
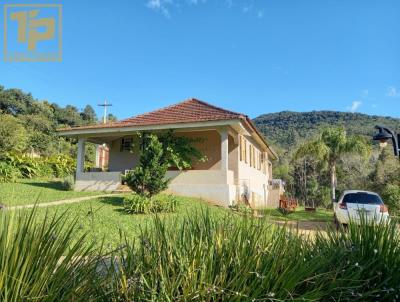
74,127,239,206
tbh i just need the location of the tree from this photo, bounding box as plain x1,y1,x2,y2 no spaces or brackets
371,147,400,188
382,184,400,213
0,88,33,115
125,133,169,197
125,131,205,198
159,130,206,169
53,105,83,127
81,105,97,125
295,127,370,201
0,114,28,153
107,113,118,122
27,131,52,155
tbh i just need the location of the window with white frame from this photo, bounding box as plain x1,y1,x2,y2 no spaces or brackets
120,138,132,152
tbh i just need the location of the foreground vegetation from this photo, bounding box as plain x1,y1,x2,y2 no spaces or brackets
1,207,399,301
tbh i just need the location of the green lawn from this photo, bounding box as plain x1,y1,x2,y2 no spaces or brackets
23,196,333,250
23,195,229,250
0,179,104,206
1,180,333,249
261,206,333,222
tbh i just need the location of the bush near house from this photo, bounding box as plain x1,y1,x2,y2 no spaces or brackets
124,133,169,198
123,194,178,214
0,153,76,182
124,131,204,213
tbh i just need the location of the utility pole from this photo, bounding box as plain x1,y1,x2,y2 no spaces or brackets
98,99,113,124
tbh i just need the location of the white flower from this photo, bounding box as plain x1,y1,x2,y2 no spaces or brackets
374,249,378,254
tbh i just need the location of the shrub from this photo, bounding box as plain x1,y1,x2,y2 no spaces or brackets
230,203,253,215
61,175,75,191
125,131,205,198
382,184,400,213
123,194,178,214
0,161,22,182
125,133,169,197
0,153,76,181
0,114,28,153
46,154,76,178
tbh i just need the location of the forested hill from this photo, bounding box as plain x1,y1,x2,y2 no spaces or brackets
253,111,400,149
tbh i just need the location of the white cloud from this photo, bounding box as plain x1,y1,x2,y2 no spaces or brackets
147,0,173,18
347,101,362,113
146,0,261,18
386,86,399,97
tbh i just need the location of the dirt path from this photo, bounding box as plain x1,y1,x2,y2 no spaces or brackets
5,194,118,210
273,220,334,236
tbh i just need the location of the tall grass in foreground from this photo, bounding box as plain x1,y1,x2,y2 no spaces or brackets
1,209,399,301
0,210,104,302
110,212,400,301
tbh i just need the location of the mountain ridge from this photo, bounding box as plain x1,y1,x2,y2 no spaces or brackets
252,110,400,149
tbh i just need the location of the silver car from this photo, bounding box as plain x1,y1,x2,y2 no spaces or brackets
334,190,390,226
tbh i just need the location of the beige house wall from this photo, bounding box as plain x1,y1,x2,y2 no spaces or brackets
108,130,239,173
108,136,140,172
236,136,271,208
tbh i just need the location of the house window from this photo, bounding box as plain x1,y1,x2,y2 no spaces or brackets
240,136,244,161
261,152,265,173
250,145,254,168
254,148,257,168
247,144,251,166
244,139,248,164
253,147,256,168
120,138,132,152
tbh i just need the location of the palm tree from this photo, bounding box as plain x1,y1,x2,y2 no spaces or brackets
295,127,371,202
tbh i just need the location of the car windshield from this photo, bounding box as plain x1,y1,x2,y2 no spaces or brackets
342,192,383,205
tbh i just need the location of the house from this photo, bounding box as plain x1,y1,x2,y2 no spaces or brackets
58,98,282,208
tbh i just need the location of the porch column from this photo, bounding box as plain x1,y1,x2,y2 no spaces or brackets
219,128,229,172
76,137,86,175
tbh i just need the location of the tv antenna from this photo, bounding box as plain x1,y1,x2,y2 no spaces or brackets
98,99,113,124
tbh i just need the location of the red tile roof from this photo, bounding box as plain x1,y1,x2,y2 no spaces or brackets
58,98,245,131
115,98,245,126
58,98,277,158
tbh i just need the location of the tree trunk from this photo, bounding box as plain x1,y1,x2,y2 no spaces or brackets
330,162,337,202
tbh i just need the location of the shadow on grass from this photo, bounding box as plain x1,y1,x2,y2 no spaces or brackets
21,180,64,191
96,196,128,214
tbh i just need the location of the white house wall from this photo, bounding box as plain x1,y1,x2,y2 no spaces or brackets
75,128,276,208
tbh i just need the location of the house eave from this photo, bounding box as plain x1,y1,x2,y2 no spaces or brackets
57,119,246,137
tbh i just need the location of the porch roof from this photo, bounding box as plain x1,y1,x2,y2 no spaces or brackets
57,98,278,159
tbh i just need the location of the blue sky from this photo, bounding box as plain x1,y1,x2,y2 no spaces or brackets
1,0,399,119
